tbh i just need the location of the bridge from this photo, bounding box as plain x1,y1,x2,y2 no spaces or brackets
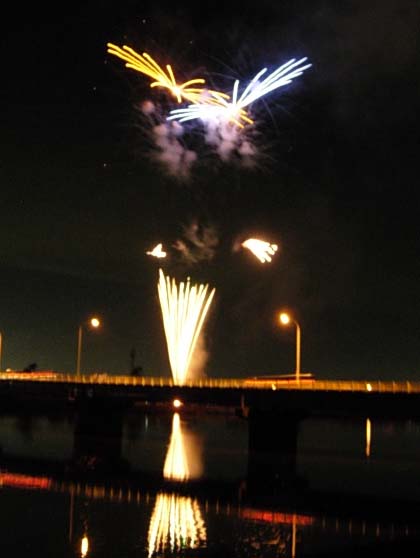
2,371,420,492
1,371,420,420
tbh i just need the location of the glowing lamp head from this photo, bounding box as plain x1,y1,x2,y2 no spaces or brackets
90,318,100,328
279,312,291,325
173,399,183,409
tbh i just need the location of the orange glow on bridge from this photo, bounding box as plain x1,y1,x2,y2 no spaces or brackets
0,472,52,490
241,508,314,525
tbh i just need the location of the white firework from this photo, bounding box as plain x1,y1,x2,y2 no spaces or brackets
167,57,312,127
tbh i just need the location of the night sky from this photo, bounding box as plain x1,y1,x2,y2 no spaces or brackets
1,1,420,380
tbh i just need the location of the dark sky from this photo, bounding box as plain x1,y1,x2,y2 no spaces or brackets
1,1,420,380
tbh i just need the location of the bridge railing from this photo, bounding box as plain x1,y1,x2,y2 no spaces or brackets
0,372,244,390
1,373,420,394
242,378,420,393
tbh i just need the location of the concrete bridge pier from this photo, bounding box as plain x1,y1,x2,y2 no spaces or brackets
246,406,306,492
71,403,129,474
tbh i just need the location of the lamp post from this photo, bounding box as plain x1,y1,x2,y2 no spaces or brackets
279,311,301,383
76,317,100,376
0,331,2,372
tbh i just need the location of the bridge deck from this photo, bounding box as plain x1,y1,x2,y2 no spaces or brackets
2,372,420,420
0,372,419,394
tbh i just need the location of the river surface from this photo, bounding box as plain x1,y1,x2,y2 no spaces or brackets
1,407,419,556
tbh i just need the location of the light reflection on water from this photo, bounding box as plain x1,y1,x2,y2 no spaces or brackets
297,417,420,501
149,412,206,555
1,410,420,556
163,412,203,480
148,492,207,556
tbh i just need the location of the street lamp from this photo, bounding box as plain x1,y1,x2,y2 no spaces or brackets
76,317,101,376
0,331,2,372
279,311,301,383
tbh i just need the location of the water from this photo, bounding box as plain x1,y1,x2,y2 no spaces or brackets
1,407,419,556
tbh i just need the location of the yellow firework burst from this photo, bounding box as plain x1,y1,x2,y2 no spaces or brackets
107,42,227,105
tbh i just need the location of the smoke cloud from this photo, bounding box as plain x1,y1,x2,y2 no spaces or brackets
138,98,258,178
138,100,198,179
187,335,209,381
152,122,197,179
204,120,258,167
173,221,219,265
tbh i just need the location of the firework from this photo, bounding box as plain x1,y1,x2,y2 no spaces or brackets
146,243,167,258
157,269,215,385
234,57,312,107
107,42,227,105
242,238,278,263
148,491,206,556
168,57,311,127
167,93,253,128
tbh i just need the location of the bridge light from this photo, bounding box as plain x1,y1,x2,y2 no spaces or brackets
173,399,183,409
279,312,290,325
366,383,372,392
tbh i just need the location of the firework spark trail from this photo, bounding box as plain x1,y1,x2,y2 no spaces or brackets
158,269,215,385
146,243,167,258
234,57,312,107
107,43,228,105
242,238,278,263
167,57,311,127
167,98,251,128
